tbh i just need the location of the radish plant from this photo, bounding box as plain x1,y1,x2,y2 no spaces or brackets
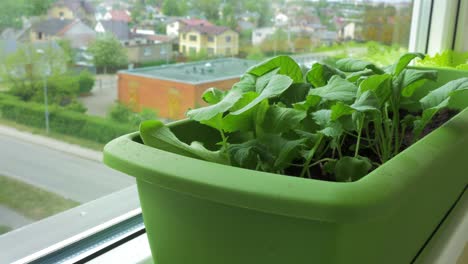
140,54,468,182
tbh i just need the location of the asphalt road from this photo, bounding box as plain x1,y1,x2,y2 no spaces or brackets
0,134,135,203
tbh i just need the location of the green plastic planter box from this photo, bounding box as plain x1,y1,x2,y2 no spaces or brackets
103,69,468,264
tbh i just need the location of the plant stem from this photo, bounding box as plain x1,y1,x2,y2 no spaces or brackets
309,158,335,168
220,130,231,165
354,115,365,157
300,134,324,178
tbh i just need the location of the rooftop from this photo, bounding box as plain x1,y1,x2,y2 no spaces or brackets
120,58,257,84
180,24,231,35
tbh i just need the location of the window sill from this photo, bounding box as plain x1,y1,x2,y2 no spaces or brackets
0,185,140,264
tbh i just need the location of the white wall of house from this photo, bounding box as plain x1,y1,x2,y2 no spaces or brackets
342,22,356,40
166,21,180,37
252,27,276,45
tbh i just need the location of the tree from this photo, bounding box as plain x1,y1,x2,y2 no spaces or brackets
192,0,221,21
162,0,187,16
1,42,68,101
88,34,128,74
0,0,55,31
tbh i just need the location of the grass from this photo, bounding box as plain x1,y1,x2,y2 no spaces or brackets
0,225,12,235
0,117,105,151
0,175,80,220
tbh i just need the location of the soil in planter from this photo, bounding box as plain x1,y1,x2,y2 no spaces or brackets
284,109,459,182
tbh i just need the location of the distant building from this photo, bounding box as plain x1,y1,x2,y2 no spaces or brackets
30,18,96,48
252,27,276,45
166,18,213,38
95,20,130,40
100,10,132,23
117,58,256,119
179,25,239,57
48,0,95,25
123,37,173,65
275,13,289,26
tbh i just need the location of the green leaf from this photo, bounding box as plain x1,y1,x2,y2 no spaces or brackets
306,63,345,87
279,83,311,106
248,55,303,83
232,73,256,92
222,92,259,132
293,94,321,111
256,68,280,93
202,87,225,104
262,105,307,134
312,109,343,138
232,75,293,115
358,74,392,106
331,102,354,121
140,120,228,164
334,156,372,182
420,78,468,110
414,78,468,137
187,89,243,121
400,69,437,97
346,69,374,82
228,140,263,170
308,76,358,103
336,58,384,74
392,52,425,76
351,91,380,113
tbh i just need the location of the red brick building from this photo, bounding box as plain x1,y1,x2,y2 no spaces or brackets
118,58,256,120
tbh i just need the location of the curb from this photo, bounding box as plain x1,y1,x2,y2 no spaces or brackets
0,125,102,162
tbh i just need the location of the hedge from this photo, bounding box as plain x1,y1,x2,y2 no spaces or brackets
0,94,135,144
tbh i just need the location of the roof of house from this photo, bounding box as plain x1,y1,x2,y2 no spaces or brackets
119,58,257,84
180,24,232,35
99,20,130,40
32,18,74,35
110,10,131,22
180,18,213,27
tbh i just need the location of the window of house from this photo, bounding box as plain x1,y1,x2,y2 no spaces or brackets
144,47,152,56
2,1,460,263
207,47,214,56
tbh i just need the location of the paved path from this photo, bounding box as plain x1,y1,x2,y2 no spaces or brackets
0,205,32,230
0,133,134,203
79,75,118,117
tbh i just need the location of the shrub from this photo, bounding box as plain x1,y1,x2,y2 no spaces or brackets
0,93,133,144
78,70,95,94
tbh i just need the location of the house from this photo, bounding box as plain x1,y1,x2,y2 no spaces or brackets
123,37,173,65
166,18,213,38
95,20,130,40
101,10,132,23
179,25,239,57
275,13,289,26
252,27,276,45
30,19,96,48
117,58,256,119
48,0,95,25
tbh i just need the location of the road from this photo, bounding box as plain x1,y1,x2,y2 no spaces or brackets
0,134,135,203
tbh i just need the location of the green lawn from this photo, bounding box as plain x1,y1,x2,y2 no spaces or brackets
0,225,12,235
0,175,80,220
0,117,105,151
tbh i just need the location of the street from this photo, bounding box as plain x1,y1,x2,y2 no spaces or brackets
0,134,135,203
